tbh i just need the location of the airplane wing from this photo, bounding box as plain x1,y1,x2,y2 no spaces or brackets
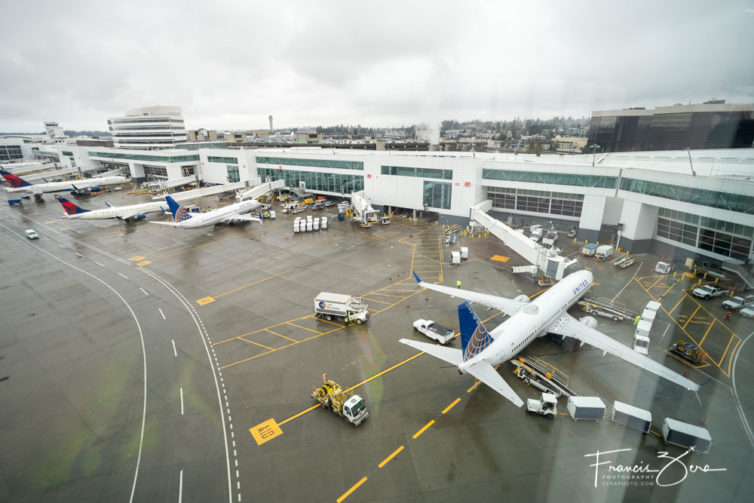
413,273,527,317
549,314,699,391
223,214,262,224
399,338,463,366
464,361,524,407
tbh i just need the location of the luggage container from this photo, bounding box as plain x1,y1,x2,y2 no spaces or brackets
645,301,662,312
313,217,320,231
611,401,652,433
567,396,605,421
582,243,598,257
451,251,461,265
293,217,301,233
635,319,652,338
460,247,469,260
641,308,657,323
662,417,712,454
321,216,328,230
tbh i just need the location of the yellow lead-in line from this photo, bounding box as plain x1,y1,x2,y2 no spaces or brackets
213,269,292,299
412,420,435,439
278,404,321,426
442,398,461,415
336,476,368,503
378,445,404,469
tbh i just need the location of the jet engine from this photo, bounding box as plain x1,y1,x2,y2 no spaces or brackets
514,295,531,303
580,316,598,329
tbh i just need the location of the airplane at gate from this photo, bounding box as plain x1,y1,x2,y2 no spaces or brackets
57,197,168,222
1,169,128,195
150,195,261,229
400,270,699,407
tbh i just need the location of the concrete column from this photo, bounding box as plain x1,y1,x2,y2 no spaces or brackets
618,200,658,254
578,194,606,243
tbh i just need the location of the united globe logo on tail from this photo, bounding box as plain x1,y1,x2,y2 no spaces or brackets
458,301,494,361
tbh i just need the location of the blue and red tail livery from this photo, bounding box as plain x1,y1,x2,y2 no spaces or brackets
58,197,89,215
0,169,33,188
458,301,494,362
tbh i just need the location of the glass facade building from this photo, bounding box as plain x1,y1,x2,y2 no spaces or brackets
89,151,200,163
257,167,363,194
487,187,583,217
381,166,452,180
0,145,23,162
423,181,452,210
483,169,617,189
656,208,752,260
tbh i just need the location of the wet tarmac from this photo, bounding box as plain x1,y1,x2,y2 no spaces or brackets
0,190,752,502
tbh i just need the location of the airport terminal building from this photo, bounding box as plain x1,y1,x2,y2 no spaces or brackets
55,145,754,266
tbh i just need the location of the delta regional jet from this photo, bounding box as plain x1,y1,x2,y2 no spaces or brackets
151,195,262,229
57,197,168,222
400,270,698,407
1,169,128,195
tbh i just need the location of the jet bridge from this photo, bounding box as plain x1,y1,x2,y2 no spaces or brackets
237,179,285,201
152,181,247,202
470,200,578,280
350,190,379,226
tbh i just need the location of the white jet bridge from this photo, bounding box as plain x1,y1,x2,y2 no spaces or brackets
469,200,578,280
152,181,247,202
237,179,285,201
350,190,379,227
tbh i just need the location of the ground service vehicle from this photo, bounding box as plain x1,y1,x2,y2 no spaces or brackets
541,231,558,248
314,292,369,324
722,295,754,311
691,285,730,299
412,319,454,345
669,340,706,364
529,225,543,243
311,374,369,426
25,229,39,239
655,261,673,274
662,417,712,454
526,392,558,419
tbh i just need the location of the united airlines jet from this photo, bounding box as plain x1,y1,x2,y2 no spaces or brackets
400,270,698,407
150,195,261,229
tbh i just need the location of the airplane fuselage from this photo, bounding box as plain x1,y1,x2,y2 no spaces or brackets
459,270,592,373
65,201,168,220
170,199,260,228
5,176,128,194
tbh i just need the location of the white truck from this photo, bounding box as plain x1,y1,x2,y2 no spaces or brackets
541,231,558,248
655,261,673,274
691,285,730,300
529,225,543,243
412,319,454,345
314,292,370,324
526,392,558,419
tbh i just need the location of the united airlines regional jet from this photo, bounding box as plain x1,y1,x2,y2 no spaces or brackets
400,270,698,407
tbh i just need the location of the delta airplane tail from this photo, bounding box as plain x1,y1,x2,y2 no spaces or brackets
458,301,494,362
165,195,192,223
58,197,90,215
0,169,33,188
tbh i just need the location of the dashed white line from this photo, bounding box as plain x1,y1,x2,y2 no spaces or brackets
94,261,104,267
139,287,149,296
172,339,177,357
180,387,184,415
234,459,238,467
178,469,183,503
159,308,166,320
236,470,239,478
118,272,129,280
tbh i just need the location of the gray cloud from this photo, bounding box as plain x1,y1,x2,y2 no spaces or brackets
0,0,752,132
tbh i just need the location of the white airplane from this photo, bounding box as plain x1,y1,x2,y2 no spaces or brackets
1,169,128,195
151,195,261,229
57,197,168,222
400,270,699,407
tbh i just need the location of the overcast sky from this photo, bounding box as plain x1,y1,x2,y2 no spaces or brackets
1,0,753,132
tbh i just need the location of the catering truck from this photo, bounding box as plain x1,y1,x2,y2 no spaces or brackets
314,292,370,324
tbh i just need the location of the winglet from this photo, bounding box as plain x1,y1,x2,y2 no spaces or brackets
58,197,89,215
458,301,494,362
413,271,422,283
105,201,112,208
